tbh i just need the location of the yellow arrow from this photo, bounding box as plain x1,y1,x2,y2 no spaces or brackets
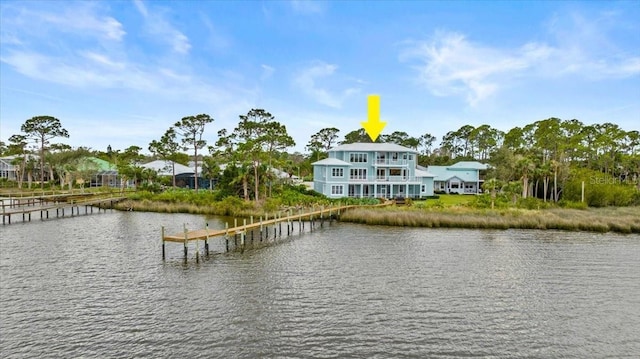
361,94,386,142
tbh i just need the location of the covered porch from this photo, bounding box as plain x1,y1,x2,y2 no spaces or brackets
347,183,422,199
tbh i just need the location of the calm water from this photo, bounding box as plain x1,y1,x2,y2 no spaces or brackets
1,211,639,358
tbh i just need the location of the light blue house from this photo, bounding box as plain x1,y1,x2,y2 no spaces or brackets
312,143,435,199
427,161,489,194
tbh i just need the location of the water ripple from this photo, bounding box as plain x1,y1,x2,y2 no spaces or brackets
1,213,639,358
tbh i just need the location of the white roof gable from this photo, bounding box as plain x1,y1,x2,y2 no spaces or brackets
312,158,352,166
142,160,194,176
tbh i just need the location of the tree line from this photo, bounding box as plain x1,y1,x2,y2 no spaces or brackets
306,119,639,206
2,113,638,205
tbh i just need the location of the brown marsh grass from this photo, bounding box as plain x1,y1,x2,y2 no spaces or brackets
116,198,640,234
114,199,263,218
340,206,640,234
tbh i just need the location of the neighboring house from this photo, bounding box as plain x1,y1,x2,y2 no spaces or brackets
142,160,194,177
271,168,302,184
141,160,207,189
0,154,39,182
218,163,302,184
80,157,119,187
427,161,489,194
312,143,435,199
0,156,19,181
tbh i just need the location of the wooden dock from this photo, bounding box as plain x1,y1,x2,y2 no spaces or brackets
162,204,360,260
1,191,128,224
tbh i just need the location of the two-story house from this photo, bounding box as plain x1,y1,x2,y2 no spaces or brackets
427,161,489,194
312,143,435,199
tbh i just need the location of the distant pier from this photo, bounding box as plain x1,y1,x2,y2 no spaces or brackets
1,190,128,224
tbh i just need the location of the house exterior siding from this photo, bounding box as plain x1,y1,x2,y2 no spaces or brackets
0,157,18,181
312,143,435,199
428,161,489,194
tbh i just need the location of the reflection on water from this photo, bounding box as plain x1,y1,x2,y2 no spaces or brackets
1,211,639,358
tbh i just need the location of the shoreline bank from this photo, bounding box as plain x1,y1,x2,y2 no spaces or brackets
339,207,640,234
118,198,640,234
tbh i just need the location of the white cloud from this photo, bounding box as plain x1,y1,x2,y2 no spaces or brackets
0,3,125,42
260,64,275,81
0,32,23,46
401,10,640,106
0,2,257,115
81,51,126,69
134,0,191,54
133,0,148,18
400,32,538,105
293,61,360,108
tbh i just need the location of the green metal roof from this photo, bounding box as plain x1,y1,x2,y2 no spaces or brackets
78,157,116,171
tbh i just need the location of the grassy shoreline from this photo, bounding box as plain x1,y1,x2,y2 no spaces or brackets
113,198,268,217
339,206,640,234
117,197,640,234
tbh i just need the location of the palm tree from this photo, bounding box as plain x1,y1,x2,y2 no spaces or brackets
516,155,536,198
502,181,522,205
482,178,502,209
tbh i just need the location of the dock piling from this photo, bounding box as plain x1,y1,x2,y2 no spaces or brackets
204,222,210,256
225,222,229,252
161,226,166,260
183,224,188,258
241,219,247,251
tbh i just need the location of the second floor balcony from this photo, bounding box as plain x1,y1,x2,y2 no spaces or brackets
374,159,409,166
347,175,421,183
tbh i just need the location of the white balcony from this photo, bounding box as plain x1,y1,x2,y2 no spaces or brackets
348,175,421,183
374,159,409,166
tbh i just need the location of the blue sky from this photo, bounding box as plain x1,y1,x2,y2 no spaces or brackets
1,0,639,154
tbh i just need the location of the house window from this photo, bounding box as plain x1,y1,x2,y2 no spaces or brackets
331,185,343,195
389,168,401,176
331,168,343,177
349,153,368,163
403,154,407,160
350,168,367,180
392,152,398,161
409,155,413,160
451,183,459,189
376,168,385,179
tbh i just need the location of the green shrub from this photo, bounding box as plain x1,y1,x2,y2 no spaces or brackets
216,196,250,216
517,197,551,210
558,200,588,210
263,197,283,213
139,182,162,193
431,200,444,209
564,168,637,207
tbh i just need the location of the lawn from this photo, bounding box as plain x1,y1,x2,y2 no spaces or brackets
414,194,474,208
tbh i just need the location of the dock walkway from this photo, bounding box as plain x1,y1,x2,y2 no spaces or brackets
161,203,370,260
1,191,129,224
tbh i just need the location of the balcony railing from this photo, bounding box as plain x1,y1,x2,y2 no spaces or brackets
347,175,421,183
374,159,409,166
